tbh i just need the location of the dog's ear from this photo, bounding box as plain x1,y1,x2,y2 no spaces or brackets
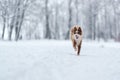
78,27,82,35
74,27,77,31
78,27,81,31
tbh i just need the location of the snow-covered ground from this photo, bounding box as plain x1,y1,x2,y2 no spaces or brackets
0,40,120,80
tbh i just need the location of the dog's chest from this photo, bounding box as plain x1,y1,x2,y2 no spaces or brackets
74,34,82,46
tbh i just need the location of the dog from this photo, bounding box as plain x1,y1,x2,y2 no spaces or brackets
70,25,82,55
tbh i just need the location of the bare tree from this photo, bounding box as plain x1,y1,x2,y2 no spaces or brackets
112,0,120,40
54,1,60,39
65,0,72,39
15,0,29,41
44,0,51,39
75,0,79,24
0,0,8,40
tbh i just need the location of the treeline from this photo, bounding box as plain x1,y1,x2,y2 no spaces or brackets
0,0,120,41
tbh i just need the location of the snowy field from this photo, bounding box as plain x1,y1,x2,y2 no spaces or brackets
0,40,120,80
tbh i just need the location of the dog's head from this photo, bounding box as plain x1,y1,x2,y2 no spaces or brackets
71,26,82,35
71,25,82,39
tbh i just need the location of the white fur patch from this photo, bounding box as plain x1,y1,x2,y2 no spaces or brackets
74,34,82,46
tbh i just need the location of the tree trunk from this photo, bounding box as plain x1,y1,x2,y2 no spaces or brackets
16,8,25,41
65,0,72,40
75,0,79,24
54,4,60,40
44,0,51,39
15,0,21,41
93,15,96,40
104,5,108,41
8,24,14,41
15,0,28,41
87,3,92,39
2,17,6,40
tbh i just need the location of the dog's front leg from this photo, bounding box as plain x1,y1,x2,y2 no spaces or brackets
73,40,77,51
77,40,82,55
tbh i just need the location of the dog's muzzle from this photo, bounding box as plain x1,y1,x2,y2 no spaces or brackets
75,35,79,39
74,34,80,40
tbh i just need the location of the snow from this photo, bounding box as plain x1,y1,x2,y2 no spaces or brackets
0,40,120,80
